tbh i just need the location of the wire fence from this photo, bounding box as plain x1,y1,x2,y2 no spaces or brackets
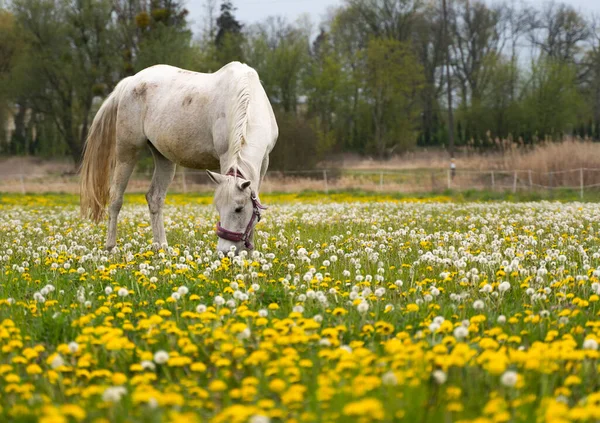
1,167,600,198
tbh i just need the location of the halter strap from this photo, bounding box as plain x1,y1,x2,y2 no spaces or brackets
215,168,266,249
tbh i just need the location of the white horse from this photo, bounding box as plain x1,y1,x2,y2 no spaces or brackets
80,62,278,253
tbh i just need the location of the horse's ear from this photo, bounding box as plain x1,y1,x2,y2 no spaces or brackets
206,170,225,185
237,180,251,191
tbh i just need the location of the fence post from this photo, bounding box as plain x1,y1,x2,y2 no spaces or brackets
528,170,532,190
181,169,187,193
20,175,25,195
580,168,584,200
512,171,517,193
379,171,384,191
323,169,329,194
491,171,495,190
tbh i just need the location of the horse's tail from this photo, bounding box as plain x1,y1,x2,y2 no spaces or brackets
79,81,127,222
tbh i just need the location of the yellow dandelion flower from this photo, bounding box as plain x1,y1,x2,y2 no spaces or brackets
191,362,207,372
269,378,286,393
111,373,127,385
208,380,228,392
406,303,419,312
60,404,86,421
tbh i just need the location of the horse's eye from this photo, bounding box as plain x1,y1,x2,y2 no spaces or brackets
234,206,244,213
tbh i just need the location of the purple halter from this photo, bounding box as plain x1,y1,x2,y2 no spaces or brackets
215,169,266,249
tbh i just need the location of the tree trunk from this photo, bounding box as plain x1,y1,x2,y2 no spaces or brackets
443,0,455,159
11,101,28,155
60,108,82,165
373,88,386,159
79,94,94,148
66,130,83,165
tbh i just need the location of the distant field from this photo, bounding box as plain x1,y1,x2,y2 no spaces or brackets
2,139,600,194
1,194,600,422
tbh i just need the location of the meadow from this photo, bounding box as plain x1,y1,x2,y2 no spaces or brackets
1,193,600,423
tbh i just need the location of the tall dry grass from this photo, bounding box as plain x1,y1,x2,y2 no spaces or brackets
509,139,600,171
502,139,600,187
325,137,600,170
319,137,600,188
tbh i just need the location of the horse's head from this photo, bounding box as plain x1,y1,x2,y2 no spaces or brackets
207,170,265,254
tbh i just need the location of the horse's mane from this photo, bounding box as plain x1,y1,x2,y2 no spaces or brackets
227,67,255,179
229,72,251,159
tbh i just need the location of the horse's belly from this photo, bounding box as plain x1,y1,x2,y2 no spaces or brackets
150,137,220,170
177,152,220,170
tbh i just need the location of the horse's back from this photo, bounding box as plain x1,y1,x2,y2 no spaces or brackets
114,63,276,169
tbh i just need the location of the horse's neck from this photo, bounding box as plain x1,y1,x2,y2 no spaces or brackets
222,77,270,192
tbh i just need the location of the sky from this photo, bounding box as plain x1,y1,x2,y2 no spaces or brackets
186,0,342,34
184,0,600,36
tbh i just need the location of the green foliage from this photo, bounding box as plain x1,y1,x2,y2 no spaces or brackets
0,10,22,147
8,0,119,160
455,54,524,146
246,17,310,113
361,38,424,157
304,30,347,152
2,0,600,166
135,23,193,70
1,0,192,161
521,59,584,140
214,1,244,66
133,0,193,71
268,110,320,171
215,1,242,46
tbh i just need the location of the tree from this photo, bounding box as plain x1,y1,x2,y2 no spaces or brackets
0,10,24,149
214,0,244,65
458,54,523,144
527,3,590,64
413,2,445,147
113,0,146,75
362,38,424,157
521,58,583,139
344,0,422,42
582,15,600,140
304,28,346,153
450,0,506,107
131,0,192,71
268,110,320,171
135,22,193,70
441,0,454,156
246,16,310,113
503,1,532,102
328,6,367,152
11,0,118,162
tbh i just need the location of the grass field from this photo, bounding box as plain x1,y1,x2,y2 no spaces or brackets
1,193,600,422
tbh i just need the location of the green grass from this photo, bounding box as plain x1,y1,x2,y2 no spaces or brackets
1,187,597,207
0,194,599,422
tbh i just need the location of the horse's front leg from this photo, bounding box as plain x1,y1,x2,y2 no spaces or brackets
146,143,176,248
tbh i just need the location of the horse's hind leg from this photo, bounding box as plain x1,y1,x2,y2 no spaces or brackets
146,143,176,247
106,154,137,250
